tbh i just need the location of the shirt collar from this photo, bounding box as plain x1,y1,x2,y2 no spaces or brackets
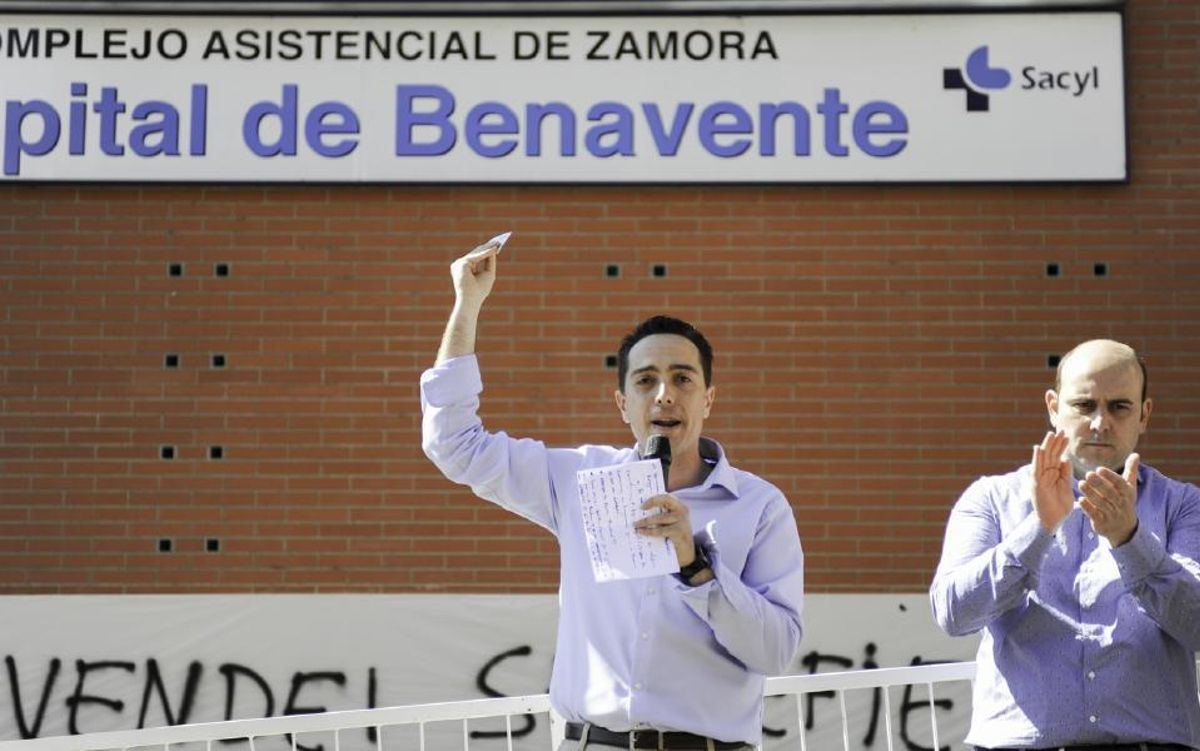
694,437,741,497
632,437,740,497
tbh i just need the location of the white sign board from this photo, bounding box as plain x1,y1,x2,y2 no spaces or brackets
0,594,978,750
0,12,1125,182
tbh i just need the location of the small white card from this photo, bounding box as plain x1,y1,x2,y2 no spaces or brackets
487,231,513,251
576,459,680,583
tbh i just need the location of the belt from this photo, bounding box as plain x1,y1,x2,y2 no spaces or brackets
979,739,1195,743
564,722,751,750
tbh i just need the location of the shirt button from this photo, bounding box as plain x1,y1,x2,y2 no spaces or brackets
641,632,648,640
634,682,643,690
1089,715,1097,723
1087,532,1095,539
646,588,656,595
1087,671,1096,680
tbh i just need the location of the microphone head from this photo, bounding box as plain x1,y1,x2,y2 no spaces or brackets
645,435,672,467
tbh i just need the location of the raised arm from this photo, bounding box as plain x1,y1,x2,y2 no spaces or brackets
436,240,501,364
930,431,1072,636
422,236,561,533
1086,463,1200,651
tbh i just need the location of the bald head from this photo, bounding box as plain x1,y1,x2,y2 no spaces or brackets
1055,339,1147,403
1048,339,1152,478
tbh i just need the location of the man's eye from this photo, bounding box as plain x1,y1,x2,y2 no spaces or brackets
1074,402,1095,412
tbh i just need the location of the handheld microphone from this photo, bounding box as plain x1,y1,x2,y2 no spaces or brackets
645,435,672,488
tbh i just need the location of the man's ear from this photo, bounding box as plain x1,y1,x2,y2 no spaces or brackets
1044,389,1059,428
703,386,715,418
1139,397,1153,434
614,389,630,424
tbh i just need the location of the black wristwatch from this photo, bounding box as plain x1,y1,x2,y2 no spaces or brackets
676,539,712,584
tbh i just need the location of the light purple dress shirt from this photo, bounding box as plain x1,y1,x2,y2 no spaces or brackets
420,355,804,745
930,462,1200,749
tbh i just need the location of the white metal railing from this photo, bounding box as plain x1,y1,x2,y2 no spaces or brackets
0,663,979,751
0,696,554,751
766,661,976,751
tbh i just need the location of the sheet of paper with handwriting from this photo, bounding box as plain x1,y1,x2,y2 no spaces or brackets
576,458,679,583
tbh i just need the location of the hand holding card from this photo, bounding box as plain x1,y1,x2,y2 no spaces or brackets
467,231,512,260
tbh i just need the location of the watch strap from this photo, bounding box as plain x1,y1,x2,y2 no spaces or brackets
676,538,712,583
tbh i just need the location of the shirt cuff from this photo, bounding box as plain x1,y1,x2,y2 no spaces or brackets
420,354,482,407
1109,521,1165,585
1004,512,1056,571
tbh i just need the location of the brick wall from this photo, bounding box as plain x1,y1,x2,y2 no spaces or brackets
2,2,1197,593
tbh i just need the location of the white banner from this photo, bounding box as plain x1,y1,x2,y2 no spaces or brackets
0,594,977,750
0,12,1125,182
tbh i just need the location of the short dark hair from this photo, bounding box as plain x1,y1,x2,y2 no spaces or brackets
617,316,713,392
1054,343,1149,403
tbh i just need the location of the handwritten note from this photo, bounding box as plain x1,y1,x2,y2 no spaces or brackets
576,459,680,583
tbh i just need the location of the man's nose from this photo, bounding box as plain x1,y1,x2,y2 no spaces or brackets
654,383,674,404
1089,411,1108,433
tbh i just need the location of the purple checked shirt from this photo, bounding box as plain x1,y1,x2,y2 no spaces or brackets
930,462,1200,749
420,355,804,745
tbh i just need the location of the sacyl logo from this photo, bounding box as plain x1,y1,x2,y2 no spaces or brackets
943,45,1011,112
1021,65,1100,97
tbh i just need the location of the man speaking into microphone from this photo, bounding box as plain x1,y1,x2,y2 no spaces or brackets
421,238,804,750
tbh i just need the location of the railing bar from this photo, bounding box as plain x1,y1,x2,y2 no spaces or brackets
794,694,807,751
505,714,513,751
374,726,382,751
927,683,940,751
837,689,850,751
882,685,895,751
0,663,1011,751
334,727,340,751
418,722,426,751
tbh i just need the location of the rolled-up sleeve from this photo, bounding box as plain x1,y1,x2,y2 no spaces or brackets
1109,484,1200,650
420,354,559,533
677,498,804,676
930,476,1052,637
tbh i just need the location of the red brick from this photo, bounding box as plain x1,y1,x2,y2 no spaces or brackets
2,12,1198,594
